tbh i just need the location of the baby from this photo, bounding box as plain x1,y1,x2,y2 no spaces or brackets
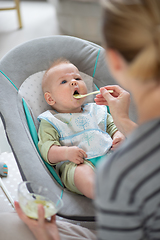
38,59,125,199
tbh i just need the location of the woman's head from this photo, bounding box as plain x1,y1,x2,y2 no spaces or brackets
101,0,160,83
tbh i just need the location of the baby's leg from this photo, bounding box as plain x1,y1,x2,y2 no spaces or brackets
74,164,94,199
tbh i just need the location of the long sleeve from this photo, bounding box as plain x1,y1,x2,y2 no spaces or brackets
38,119,61,164
95,119,160,240
107,113,118,137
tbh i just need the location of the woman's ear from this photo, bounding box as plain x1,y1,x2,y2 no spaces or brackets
105,48,128,81
106,49,124,72
44,92,55,106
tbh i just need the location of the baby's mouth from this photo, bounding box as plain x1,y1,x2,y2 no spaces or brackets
73,90,79,96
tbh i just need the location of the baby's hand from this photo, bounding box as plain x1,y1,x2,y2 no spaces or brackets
111,130,125,150
66,146,87,164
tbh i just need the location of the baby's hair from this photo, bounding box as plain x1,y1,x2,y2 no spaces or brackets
101,0,160,82
42,58,70,93
48,58,70,69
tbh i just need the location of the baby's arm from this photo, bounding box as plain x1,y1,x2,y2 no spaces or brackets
106,113,125,150
48,145,87,165
38,119,87,165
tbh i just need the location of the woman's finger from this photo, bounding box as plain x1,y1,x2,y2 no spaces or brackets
37,204,45,227
100,87,114,102
14,201,37,228
103,85,124,95
94,98,108,105
14,201,29,223
50,214,56,224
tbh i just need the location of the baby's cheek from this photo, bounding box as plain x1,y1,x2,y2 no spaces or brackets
81,83,87,93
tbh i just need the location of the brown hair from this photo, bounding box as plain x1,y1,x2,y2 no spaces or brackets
101,0,160,82
42,58,70,93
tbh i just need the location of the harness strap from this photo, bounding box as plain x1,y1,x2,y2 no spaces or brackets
92,49,101,78
91,50,111,114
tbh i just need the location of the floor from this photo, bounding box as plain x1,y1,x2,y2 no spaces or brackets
0,0,60,213
0,0,60,60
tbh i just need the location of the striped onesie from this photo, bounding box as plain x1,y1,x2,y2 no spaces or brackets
95,118,160,240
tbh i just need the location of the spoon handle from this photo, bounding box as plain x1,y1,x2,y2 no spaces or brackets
86,90,100,96
85,89,113,97
74,89,113,99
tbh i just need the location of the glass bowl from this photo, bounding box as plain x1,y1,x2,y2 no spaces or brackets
18,181,63,219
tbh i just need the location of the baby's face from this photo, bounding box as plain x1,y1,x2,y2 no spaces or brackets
45,63,87,113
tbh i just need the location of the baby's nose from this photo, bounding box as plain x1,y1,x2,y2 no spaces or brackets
70,80,77,86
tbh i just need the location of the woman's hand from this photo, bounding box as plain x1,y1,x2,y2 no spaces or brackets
95,85,130,119
14,201,61,240
95,85,137,136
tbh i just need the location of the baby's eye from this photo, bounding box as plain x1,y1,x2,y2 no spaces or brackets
75,78,81,81
61,80,67,84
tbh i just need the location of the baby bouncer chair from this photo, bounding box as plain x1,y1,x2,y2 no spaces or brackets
0,35,116,222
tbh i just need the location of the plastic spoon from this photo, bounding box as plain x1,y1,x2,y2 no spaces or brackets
73,90,113,99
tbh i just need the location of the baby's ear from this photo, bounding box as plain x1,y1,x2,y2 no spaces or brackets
44,92,55,106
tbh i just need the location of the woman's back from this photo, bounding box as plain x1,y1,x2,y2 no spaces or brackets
95,118,160,239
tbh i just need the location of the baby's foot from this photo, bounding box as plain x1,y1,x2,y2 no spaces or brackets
0,162,8,177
